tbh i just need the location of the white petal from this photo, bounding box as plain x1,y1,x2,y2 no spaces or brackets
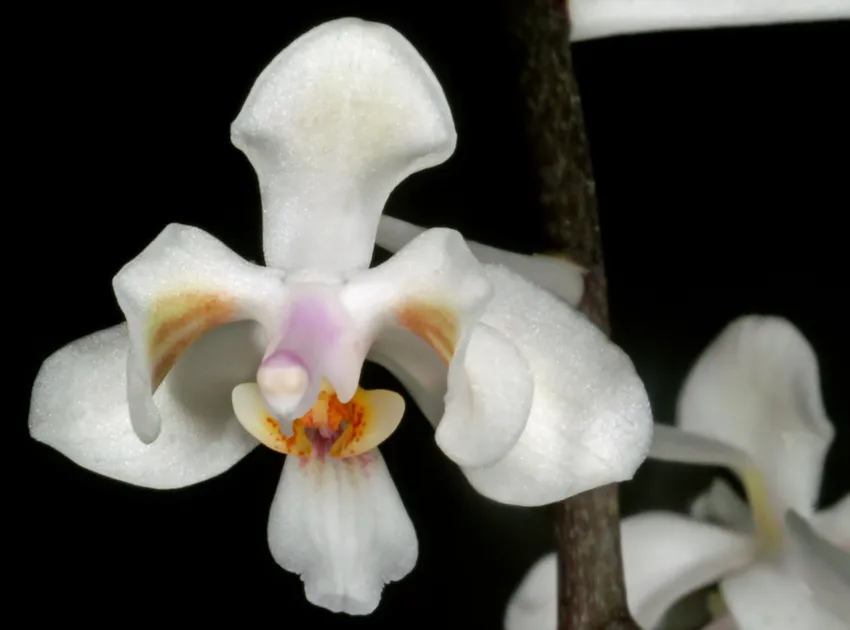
784,510,850,622
461,265,653,506
650,424,752,471
505,514,758,630
439,323,534,466
721,561,848,630
651,424,784,549
377,215,586,306
505,553,557,630
569,1,850,42
691,478,754,534
113,223,286,443
622,512,758,630
812,495,850,551
676,315,834,517
267,448,417,615
370,325,534,470
346,228,534,468
29,322,261,489
231,18,455,273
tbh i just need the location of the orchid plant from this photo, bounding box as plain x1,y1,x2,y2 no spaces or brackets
28,18,654,615
505,316,850,630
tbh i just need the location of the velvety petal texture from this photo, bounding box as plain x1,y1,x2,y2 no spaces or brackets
267,448,417,615
377,215,586,306
569,1,850,42
676,316,834,521
113,223,286,443
29,322,262,489
372,261,652,505
345,227,535,468
231,18,456,273
461,265,653,506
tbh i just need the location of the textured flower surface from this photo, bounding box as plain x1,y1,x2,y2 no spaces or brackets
506,316,849,630
28,18,653,615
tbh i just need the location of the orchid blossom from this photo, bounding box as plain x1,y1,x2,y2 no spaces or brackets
28,18,653,615
506,316,850,629
568,0,850,42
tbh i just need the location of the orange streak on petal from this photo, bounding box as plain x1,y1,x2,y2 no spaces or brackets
395,301,459,365
146,291,237,388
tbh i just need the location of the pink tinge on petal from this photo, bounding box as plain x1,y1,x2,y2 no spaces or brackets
259,288,365,421
285,297,345,345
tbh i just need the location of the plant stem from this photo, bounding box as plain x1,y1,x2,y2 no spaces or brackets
508,1,638,628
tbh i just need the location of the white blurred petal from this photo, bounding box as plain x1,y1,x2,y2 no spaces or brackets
29,322,262,489
113,223,285,443
377,215,585,306
812,495,850,551
267,448,417,615
721,561,848,630
569,1,850,42
622,512,758,630
650,423,752,470
784,510,850,622
505,513,758,630
232,18,455,273
676,316,834,518
505,553,557,630
462,265,653,506
346,228,534,468
691,478,754,534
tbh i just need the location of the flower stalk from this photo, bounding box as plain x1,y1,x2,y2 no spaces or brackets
508,1,637,628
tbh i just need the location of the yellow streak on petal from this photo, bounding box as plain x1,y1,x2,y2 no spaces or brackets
741,467,784,552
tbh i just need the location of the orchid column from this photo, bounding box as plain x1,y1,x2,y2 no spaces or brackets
509,2,635,629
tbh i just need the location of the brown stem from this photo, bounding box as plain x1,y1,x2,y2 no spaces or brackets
508,1,638,629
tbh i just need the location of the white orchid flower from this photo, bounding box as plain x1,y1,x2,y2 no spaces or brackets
506,315,850,629
569,1,850,42
506,511,848,630
28,18,653,616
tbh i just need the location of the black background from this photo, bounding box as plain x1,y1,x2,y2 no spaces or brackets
19,4,848,627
